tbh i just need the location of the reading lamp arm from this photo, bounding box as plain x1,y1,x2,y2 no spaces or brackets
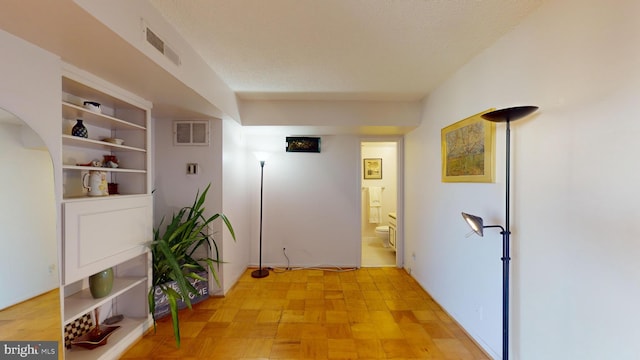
484,224,506,233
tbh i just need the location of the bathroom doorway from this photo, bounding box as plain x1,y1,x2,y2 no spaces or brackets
361,141,399,267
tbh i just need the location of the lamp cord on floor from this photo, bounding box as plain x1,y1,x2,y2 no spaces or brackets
270,248,357,273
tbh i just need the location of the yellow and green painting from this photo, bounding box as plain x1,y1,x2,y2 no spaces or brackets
441,110,495,183
445,121,486,176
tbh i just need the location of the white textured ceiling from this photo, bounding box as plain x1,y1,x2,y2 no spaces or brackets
149,0,544,101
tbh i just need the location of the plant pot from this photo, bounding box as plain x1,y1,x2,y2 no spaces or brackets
153,271,209,319
89,268,114,298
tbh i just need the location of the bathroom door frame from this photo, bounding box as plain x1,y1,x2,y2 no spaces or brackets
358,136,404,268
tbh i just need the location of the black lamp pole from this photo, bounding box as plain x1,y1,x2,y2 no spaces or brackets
252,160,269,278
501,114,513,360
463,106,538,360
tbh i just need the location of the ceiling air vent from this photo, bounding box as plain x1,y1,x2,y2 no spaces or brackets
143,23,181,66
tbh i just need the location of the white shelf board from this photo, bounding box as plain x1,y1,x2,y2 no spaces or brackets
64,277,147,324
62,194,151,203
62,164,146,173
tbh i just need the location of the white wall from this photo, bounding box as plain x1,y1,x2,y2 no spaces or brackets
240,99,422,129
221,119,251,292
153,117,240,293
0,124,57,309
244,132,361,268
153,119,221,223
404,0,640,359
0,29,62,308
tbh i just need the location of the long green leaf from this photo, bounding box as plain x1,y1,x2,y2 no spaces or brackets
155,239,193,309
148,183,236,348
165,286,182,348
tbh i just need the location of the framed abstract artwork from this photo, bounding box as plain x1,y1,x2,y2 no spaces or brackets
286,136,320,152
441,109,496,183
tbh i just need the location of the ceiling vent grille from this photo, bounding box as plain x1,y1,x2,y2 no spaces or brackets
143,22,181,67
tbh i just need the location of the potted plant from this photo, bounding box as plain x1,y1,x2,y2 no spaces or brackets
148,184,235,347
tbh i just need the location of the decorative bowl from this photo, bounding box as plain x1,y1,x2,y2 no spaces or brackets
71,325,120,350
83,101,101,113
103,138,124,145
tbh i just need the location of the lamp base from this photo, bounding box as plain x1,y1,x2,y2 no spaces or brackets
251,268,269,278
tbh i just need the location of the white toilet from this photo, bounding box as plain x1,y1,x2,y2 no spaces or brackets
375,225,390,247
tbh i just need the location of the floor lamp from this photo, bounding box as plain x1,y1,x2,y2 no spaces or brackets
461,105,538,360
252,158,269,278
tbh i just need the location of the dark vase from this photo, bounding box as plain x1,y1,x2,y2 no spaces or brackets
89,268,114,298
71,119,88,138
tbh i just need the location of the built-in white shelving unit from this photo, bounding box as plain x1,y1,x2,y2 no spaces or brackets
60,63,153,360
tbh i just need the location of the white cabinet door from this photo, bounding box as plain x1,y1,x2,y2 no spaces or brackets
63,195,152,284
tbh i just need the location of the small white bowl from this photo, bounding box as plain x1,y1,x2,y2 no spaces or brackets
103,138,124,145
83,101,101,113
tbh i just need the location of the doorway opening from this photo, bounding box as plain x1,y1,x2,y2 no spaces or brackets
361,141,399,267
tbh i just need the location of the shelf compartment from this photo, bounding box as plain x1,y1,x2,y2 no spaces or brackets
65,316,151,360
64,277,147,324
62,102,145,131
62,134,146,153
62,171,148,200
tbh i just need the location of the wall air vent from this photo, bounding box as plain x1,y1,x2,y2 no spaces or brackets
173,120,209,146
143,22,181,67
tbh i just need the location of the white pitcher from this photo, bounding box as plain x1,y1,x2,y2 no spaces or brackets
82,170,109,196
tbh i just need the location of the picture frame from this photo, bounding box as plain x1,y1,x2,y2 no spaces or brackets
441,109,496,183
363,158,382,179
286,136,320,152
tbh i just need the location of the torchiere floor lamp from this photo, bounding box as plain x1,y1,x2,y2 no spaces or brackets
462,105,538,360
252,158,269,278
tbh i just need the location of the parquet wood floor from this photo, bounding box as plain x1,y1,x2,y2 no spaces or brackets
121,268,490,359
0,289,62,359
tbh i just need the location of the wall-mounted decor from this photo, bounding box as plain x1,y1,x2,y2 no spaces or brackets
173,120,209,146
363,158,382,179
441,109,496,183
286,136,320,152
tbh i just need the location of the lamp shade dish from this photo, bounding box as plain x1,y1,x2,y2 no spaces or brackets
461,212,484,237
481,106,538,123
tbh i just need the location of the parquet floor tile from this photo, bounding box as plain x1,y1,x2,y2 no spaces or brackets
121,268,490,359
